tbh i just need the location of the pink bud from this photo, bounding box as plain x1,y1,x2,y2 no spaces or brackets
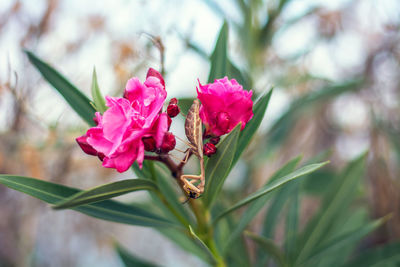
142,136,156,152
76,135,98,156
167,104,180,118
209,137,220,145
93,116,99,125
169,98,178,105
167,116,172,130
146,68,165,88
161,132,176,153
216,112,231,134
203,143,217,157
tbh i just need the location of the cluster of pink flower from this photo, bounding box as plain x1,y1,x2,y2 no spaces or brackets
77,68,254,173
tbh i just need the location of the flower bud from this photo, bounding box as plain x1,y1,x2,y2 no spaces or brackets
93,116,99,125
169,98,178,105
167,116,172,130
216,112,230,134
76,135,98,156
142,136,156,152
203,142,217,157
209,136,220,145
161,132,176,153
167,104,180,118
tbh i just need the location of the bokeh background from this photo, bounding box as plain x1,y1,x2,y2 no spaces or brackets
0,0,399,266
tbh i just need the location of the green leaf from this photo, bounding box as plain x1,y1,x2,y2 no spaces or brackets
177,97,195,115
131,161,154,180
25,50,96,126
257,158,302,266
203,125,241,207
214,161,329,221
245,231,287,267
116,243,159,267
186,37,251,90
208,21,228,83
232,89,273,168
91,68,107,113
342,242,400,267
268,79,364,147
302,216,389,266
53,179,158,209
284,181,300,263
262,156,303,237
295,153,367,265
188,225,217,264
227,60,252,90
153,162,192,225
158,227,209,262
0,175,176,228
224,156,301,253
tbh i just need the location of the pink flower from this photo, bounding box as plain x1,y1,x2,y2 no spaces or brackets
77,68,168,173
197,77,253,136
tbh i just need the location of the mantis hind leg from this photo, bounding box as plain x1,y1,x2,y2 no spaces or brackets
181,177,201,193
181,174,202,180
180,174,204,194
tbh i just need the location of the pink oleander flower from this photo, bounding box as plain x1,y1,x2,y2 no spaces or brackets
76,68,168,173
197,77,254,136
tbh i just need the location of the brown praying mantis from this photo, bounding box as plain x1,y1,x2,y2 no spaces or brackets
179,99,205,199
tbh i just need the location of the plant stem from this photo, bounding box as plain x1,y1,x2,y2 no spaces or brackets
209,239,226,267
145,153,226,266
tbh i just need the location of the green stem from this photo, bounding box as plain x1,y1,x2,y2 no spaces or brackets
192,203,226,267
189,199,207,233
209,239,226,267
146,154,226,266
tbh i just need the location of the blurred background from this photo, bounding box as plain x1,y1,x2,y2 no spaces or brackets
0,0,399,266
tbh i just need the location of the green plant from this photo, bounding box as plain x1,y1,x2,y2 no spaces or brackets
1,21,397,267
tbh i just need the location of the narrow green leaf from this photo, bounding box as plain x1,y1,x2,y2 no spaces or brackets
302,216,389,266
158,227,209,262
224,156,302,253
208,21,228,83
53,179,158,209
0,175,177,228
25,50,96,126
257,158,302,265
91,68,107,113
261,156,303,238
177,97,195,115
153,162,192,225
227,60,252,90
245,231,287,267
203,125,241,207
232,89,273,167
284,181,300,263
188,225,217,264
295,153,367,264
186,39,251,89
342,242,400,267
268,79,364,147
116,243,159,267
131,161,154,180
214,202,252,266
132,161,192,227
215,161,329,221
